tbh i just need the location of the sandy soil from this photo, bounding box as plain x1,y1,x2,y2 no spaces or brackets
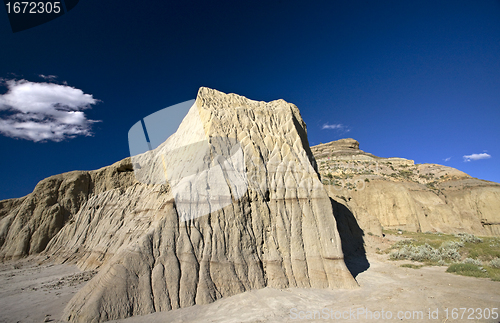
0,258,96,323
1,235,499,323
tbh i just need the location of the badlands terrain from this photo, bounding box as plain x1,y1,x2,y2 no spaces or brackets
312,138,500,237
0,88,499,322
1,233,499,323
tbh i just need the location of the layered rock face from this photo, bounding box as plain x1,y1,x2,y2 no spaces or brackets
1,88,357,322
312,139,500,236
0,158,136,261
4,88,497,322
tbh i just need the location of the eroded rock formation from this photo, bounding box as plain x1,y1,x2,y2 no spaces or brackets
312,139,500,236
2,89,499,323
1,88,358,322
0,158,136,261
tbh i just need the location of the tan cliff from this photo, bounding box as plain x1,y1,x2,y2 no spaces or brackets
1,89,499,322
311,138,500,237
0,88,357,322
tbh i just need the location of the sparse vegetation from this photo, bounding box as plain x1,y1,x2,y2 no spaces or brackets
455,232,483,244
400,264,423,269
446,263,488,278
490,258,500,268
399,170,413,179
390,242,460,263
385,230,500,281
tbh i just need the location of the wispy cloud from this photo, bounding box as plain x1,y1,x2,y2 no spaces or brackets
322,123,350,132
0,79,100,142
463,153,491,162
444,157,452,162
38,74,57,81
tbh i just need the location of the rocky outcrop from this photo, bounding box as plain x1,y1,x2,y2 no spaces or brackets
0,159,136,261
312,139,500,236
0,88,356,322
2,88,498,322
312,138,377,161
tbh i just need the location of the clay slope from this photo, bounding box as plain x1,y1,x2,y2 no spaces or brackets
312,139,500,236
1,88,357,322
0,158,136,261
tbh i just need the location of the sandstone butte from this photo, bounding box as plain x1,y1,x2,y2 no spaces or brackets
312,139,500,238
0,87,357,322
0,87,499,322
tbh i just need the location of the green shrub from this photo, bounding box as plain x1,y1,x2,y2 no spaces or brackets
440,240,464,249
426,182,437,189
390,242,460,262
463,258,482,266
390,238,463,263
490,258,500,269
446,263,488,278
399,170,413,178
455,233,483,244
400,264,423,269
386,231,499,280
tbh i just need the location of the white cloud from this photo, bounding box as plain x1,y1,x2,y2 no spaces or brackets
444,157,451,162
38,74,57,81
463,153,491,162
322,123,349,132
0,79,100,142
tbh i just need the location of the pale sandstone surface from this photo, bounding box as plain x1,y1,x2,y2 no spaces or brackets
0,259,95,323
1,90,499,323
312,139,500,236
0,158,136,262
1,88,357,322
108,237,500,323
2,235,499,323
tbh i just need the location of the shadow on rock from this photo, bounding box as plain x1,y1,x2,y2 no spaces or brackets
330,198,370,278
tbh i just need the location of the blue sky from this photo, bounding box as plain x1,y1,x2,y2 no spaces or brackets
0,0,499,200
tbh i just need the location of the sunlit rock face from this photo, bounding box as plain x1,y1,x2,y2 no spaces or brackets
312,139,500,237
0,87,356,323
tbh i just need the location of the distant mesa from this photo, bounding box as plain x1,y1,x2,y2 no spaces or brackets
312,138,375,160
311,138,500,237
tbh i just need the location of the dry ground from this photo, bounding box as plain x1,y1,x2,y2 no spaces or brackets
1,234,499,323
0,258,95,323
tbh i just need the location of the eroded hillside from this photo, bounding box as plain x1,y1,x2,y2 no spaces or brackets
311,139,500,236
